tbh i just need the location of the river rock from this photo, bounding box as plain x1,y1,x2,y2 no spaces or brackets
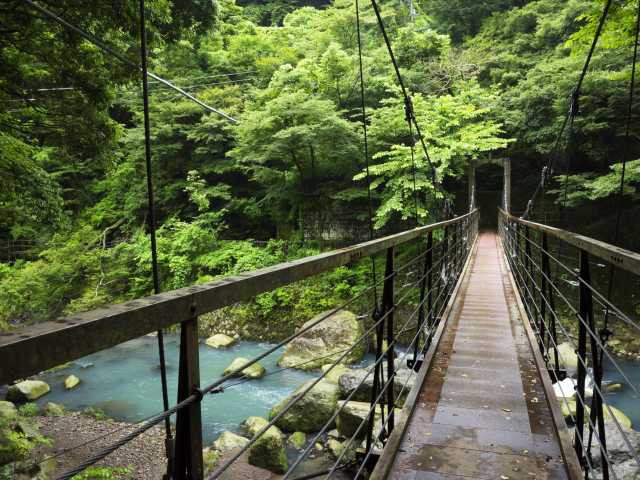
6,380,50,402
321,364,349,384
560,399,632,429
549,342,578,373
278,310,365,370
205,334,236,349
64,375,81,390
338,365,416,403
42,402,65,417
604,382,623,393
212,431,249,452
590,421,640,467
288,431,306,449
246,420,287,473
223,357,265,379
0,401,17,420
269,379,339,433
336,400,399,439
327,438,356,462
242,416,270,437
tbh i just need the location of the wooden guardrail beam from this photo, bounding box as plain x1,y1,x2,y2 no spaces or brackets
499,209,640,276
0,211,478,385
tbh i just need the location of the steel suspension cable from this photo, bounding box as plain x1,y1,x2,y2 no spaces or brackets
521,0,613,219
369,0,440,205
137,0,173,474
355,0,379,307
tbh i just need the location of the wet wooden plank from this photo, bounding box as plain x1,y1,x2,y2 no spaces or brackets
382,232,575,480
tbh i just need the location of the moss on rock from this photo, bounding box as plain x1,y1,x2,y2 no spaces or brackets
269,380,339,433
223,357,265,379
205,334,236,349
6,380,50,402
278,310,365,370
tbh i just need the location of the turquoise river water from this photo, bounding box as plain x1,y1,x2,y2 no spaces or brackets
33,335,639,444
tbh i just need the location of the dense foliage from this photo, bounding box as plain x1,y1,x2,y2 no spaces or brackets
1,0,638,332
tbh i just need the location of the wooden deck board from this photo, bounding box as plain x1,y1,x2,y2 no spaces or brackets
386,232,570,480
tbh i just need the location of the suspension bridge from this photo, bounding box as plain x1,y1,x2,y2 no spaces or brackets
2,0,640,479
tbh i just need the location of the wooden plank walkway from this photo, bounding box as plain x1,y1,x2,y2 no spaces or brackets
386,232,572,479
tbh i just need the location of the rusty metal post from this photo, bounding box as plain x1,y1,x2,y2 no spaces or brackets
173,315,204,480
426,232,434,347
366,306,385,452
542,232,560,372
539,232,549,357
383,247,395,436
574,250,590,465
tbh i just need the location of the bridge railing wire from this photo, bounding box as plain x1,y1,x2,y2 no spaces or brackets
499,209,640,480
50,211,477,480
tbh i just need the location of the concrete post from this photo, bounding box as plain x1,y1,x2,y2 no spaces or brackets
468,162,476,212
503,158,511,213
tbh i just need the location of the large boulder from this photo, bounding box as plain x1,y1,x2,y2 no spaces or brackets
269,380,339,433
242,416,288,473
6,380,50,402
335,400,400,440
223,358,265,379
549,342,578,374
321,364,349,384
590,421,640,467
205,334,236,349
212,431,249,452
278,310,365,370
338,365,416,403
0,401,17,420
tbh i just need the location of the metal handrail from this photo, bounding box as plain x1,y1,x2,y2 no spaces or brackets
0,210,479,386
498,209,640,276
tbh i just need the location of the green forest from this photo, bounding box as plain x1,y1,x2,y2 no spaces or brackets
1,0,639,333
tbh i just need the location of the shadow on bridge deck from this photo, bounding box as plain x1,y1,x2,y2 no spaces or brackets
379,232,575,480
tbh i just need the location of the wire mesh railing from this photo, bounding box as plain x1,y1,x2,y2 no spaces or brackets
499,209,640,480
1,210,478,480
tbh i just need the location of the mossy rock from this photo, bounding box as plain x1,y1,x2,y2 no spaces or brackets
6,380,50,402
64,375,81,390
42,402,65,417
242,416,269,437
327,438,356,462
248,424,287,473
212,431,249,452
269,380,339,433
0,401,17,420
223,357,265,379
336,400,400,439
203,448,220,475
278,310,365,370
560,399,632,429
549,342,578,371
205,334,236,349
321,364,349,384
288,431,306,450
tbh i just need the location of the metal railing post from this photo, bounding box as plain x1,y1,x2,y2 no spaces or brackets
574,249,590,466
383,246,395,435
173,314,204,480
426,231,434,347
